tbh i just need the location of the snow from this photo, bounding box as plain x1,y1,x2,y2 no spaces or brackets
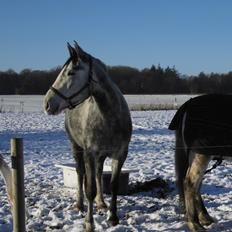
1,110,232,231
0,95,199,112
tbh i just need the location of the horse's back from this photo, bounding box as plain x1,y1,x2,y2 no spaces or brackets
170,94,232,156
185,94,232,131
169,94,232,131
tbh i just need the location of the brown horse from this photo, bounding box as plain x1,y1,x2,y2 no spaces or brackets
169,94,232,231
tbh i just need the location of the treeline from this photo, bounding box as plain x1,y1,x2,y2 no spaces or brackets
0,68,59,94
1,65,232,94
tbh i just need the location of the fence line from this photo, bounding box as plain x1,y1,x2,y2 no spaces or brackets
0,95,198,113
0,96,43,113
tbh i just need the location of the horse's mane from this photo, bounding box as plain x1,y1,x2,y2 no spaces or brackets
63,52,108,76
92,57,109,81
93,57,107,72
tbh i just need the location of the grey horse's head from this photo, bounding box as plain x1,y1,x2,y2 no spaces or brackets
44,42,92,115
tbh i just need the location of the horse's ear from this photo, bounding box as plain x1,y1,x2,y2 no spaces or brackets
67,42,78,63
73,41,89,62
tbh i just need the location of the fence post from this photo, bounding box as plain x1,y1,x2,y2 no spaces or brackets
20,101,24,113
0,98,4,112
11,138,26,232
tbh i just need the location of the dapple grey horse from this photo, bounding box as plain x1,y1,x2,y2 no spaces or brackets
169,94,232,231
44,42,132,231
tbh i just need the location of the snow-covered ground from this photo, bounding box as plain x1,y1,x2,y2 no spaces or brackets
1,111,232,231
0,95,198,112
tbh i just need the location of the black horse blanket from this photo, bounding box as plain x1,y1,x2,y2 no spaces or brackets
169,94,232,156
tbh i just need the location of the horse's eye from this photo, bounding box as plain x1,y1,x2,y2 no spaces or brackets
73,65,79,71
67,70,75,76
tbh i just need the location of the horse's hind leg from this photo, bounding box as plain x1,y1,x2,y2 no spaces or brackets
196,186,214,226
72,143,85,211
95,155,107,211
175,131,189,213
184,153,211,232
83,151,96,232
108,150,127,226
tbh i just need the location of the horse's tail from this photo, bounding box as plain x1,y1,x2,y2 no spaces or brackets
175,130,189,209
168,100,189,131
169,100,191,209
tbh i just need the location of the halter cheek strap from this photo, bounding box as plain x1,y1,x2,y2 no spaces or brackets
50,55,94,109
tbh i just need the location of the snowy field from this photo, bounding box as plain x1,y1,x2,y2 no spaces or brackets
0,95,199,112
1,111,232,231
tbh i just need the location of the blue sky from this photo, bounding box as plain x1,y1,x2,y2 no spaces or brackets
1,0,232,75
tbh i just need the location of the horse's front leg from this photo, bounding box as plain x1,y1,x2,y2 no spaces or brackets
95,155,107,211
72,143,85,211
84,151,96,232
184,153,210,232
108,151,127,226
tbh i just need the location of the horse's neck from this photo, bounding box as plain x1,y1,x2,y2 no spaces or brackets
92,73,122,111
88,58,126,114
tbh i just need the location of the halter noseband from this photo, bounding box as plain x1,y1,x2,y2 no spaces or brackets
50,55,94,109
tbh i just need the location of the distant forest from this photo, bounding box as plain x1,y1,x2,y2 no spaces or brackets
1,65,232,94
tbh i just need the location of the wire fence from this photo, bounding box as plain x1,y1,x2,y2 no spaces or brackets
0,94,198,113
0,95,43,113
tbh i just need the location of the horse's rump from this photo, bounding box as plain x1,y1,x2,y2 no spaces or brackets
169,94,232,156
168,100,188,131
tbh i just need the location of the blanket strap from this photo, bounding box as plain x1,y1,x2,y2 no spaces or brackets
205,158,222,174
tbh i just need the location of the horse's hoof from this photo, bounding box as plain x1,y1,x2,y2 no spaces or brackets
97,207,108,216
107,216,119,226
96,202,108,213
199,212,215,226
187,221,206,232
75,203,85,212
